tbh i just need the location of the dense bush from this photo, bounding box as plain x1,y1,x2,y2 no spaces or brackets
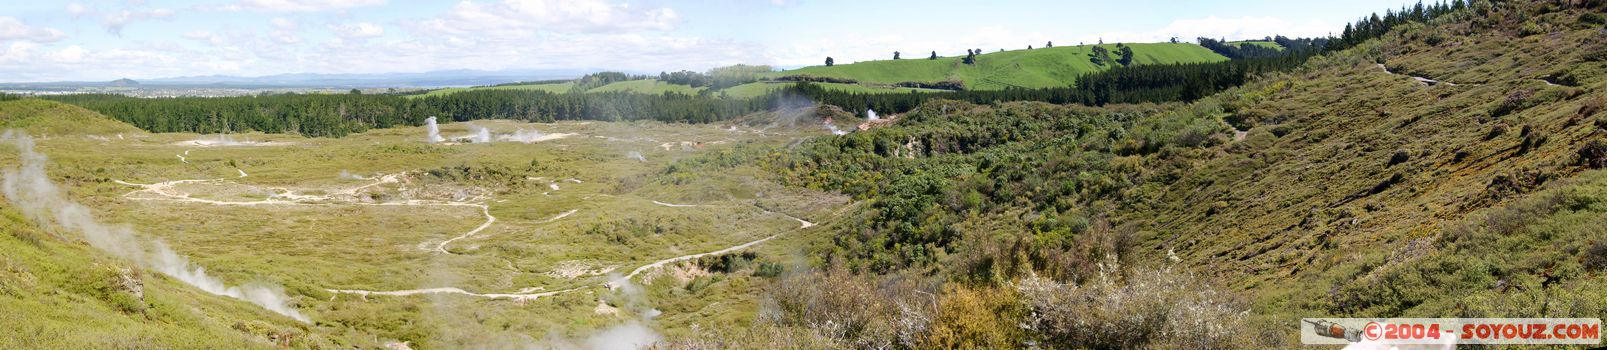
1017,261,1250,349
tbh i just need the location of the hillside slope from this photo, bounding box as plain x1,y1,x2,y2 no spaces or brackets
1119,1,1607,320
0,171,370,348
772,43,1229,90
735,2,1607,347
0,100,143,136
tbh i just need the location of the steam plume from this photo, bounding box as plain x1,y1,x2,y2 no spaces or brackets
470,126,491,143
548,274,663,349
425,117,443,143
0,131,310,322
626,151,646,162
867,108,879,120
499,129,547,143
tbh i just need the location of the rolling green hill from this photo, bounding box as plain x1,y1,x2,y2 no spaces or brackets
587,79,707,95
409,81,574,99
0,100,143,136
1230,40,1284,50
770,43,1229,90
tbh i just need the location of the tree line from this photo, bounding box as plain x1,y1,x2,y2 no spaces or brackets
45,89,782,137
1327,0,1467,51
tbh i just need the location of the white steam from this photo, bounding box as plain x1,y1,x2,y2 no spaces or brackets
469,126,491,143
825,121,848,136
338,170,369,180
0,131,310,323
425,117,443,143
626,151,646,162
500,129,546,143
547,275,663,350
867,108,879,120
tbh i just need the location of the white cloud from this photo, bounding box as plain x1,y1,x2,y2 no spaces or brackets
766,26,1048,67
182,30,228,46
1078,16,1337,44
411,0,679,35
328,22,384,39
270,17,297,30
0,17,67,43
103,8,175,35
66,3,90,17
226,0,387,12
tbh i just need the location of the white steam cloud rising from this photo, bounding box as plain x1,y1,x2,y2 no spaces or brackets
0,131,309,322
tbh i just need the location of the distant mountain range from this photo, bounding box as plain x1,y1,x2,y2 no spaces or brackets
0,68,608,90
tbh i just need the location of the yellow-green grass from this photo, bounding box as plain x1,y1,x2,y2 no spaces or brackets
0,99,144,136
1229,40,1284,50
11,110,848,347
721,81,944,98
0,204,372,349
587,79,705,95
768,42,1229,90
408,82,575,99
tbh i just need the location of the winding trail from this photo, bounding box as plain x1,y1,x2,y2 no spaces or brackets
332,208,819,301
1376,63,1472,86
431,204,496,254
119,169,826,303
651,200,698,207
326,286,582,301
611,212,812,285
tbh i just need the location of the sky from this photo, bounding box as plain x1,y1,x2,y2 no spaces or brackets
0,0,1421,82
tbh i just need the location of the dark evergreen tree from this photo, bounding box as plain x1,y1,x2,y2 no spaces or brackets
893,51,901,60
825,57,834,66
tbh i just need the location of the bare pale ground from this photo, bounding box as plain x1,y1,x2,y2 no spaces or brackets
36,119,850,345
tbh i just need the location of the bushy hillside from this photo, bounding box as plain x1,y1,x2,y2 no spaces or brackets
0,100,143,136
772,43,1229,90
1127,0,1607,319
681,2,1607,347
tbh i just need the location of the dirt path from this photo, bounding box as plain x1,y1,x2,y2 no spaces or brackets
650,200,698,207
1376,63,1466,86
336,208,820,301
326,286,581,301
430,203,496,254
121,171,828,304
610,207,822,284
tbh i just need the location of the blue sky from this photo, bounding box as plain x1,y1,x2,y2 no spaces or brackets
0,0,1418,82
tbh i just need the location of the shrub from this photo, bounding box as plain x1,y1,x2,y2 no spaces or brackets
753,262,784,278
1490,90,1535,118
920,285,1026,349
1585,241,1607,271
1486,169,1554,201
1371,173,1406,194
1485,124,1508,141
1580,13,1607,26
1580,97,1604,119
1018,261,1250,349
1518,21,1546,36
1580,140,1607,169
1388,150,1410,167
765,270,934,348
1516,134,1547,156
